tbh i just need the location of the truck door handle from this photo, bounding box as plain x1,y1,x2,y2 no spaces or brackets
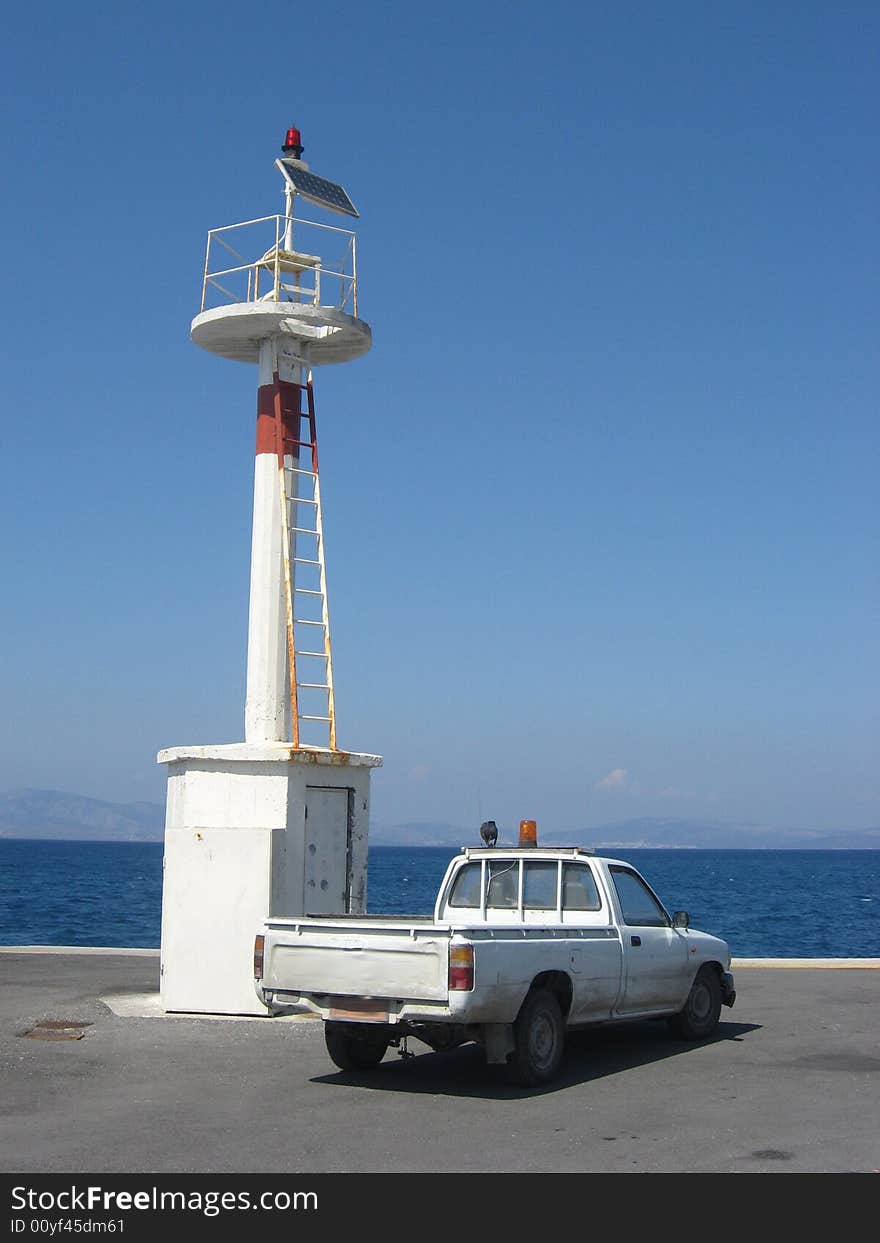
630,935,641,947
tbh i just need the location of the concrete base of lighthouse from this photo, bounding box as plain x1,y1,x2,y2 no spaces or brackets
157,743,382,1016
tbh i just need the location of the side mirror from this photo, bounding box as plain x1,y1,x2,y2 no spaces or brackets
672,911,689,929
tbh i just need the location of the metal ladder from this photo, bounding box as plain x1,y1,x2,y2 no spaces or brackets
272,372,336,749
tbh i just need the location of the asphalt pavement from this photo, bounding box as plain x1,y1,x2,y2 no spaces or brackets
1,950,877,1173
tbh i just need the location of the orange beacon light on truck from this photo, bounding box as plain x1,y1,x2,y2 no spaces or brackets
519,819,537,847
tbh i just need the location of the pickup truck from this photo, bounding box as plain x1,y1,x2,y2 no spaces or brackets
254,845,736,1085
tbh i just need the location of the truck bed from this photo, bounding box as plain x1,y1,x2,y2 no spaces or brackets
262,915,452,1002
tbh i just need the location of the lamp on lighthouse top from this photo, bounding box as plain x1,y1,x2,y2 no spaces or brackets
191,126,371,368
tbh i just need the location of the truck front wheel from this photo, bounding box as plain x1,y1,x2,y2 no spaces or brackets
669,965,722,1040
324,1021,389,1071
506,989,565,1087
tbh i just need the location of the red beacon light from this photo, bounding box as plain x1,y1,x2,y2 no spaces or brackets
282,126,304,159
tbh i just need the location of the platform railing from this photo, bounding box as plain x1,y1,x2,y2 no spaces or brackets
200,214,358,317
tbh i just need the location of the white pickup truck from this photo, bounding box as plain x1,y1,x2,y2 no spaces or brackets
254,845,736,1085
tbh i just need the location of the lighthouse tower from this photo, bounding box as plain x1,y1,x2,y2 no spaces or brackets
158,127,382,1015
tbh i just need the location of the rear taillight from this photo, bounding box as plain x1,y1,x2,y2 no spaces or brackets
449,944,474,991
254,934,265,979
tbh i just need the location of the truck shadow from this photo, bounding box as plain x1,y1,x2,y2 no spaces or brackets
312,1018,761,1098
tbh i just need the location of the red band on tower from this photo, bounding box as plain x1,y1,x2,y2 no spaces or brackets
256,374,308,462
256,383,278,456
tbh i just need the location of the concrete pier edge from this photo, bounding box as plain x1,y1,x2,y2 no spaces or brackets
2,946,879,968
3,944,875,964
4,947,877,1022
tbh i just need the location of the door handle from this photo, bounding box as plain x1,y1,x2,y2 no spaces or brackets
630,935,641,946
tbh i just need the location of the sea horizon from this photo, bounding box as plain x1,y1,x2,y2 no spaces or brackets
0,839,877,959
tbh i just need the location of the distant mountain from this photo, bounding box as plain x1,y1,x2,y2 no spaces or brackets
370,821,473,847
2,791,878,850
370,816,880,851
0,789,165,842
587,816,880,851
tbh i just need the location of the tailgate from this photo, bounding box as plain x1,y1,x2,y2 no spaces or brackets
263,923,451,1002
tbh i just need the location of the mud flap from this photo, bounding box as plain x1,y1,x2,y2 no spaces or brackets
483,1023,516,1064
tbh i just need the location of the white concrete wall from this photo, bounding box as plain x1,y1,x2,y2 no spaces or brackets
161,824,275,1014
158,744,380,1015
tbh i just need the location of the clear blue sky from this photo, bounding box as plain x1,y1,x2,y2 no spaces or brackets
0,1,876,835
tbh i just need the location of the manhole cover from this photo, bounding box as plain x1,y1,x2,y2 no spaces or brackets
22,1029,84,1041
19,1020,93,1041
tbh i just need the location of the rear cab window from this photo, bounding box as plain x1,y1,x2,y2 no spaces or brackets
444,855,608,925
487,859,519,910
522,862,558,909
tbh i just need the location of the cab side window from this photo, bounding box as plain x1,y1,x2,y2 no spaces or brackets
447,862,481,908
609,866,669,927
562,863,601,911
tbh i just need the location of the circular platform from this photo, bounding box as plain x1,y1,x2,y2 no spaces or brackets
191,302,372,366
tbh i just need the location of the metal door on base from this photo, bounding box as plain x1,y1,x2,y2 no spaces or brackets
304,786,352,914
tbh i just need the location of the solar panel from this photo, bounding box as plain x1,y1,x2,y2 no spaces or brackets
277,160,359,217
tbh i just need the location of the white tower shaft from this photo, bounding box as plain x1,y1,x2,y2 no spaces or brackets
245,338,291,742
245,336,336,748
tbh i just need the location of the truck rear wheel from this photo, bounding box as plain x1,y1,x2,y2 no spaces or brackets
506,989,565,1087
669,965,722,1040
324,1021,389,1071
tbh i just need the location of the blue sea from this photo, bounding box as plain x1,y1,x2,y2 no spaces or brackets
0,840,878,958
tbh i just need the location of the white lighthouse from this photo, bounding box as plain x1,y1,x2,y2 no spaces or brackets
158,126,382,1015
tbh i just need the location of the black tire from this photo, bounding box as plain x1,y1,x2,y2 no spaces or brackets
324,1021,389,1071
505,989,565,1086
669,965,722,1040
